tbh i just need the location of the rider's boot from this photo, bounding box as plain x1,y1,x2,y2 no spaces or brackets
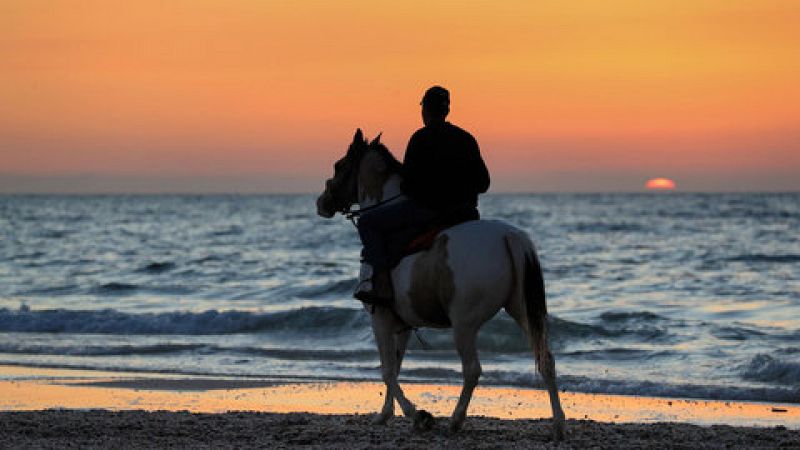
354,263,393,305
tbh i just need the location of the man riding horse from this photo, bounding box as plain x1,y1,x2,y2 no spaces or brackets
354,86,491,305
317,96,566,439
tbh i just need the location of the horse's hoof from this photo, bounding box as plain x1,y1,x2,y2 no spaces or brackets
552,421,566,442
447,419,463,436
371,411,393,425
412,409,435,432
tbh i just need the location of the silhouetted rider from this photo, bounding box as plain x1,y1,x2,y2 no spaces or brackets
402,88,490,212
354,86,490,305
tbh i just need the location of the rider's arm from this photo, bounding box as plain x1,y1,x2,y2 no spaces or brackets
401,131,427,198
465,134,490,195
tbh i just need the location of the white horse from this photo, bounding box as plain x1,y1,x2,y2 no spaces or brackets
316,129,566,440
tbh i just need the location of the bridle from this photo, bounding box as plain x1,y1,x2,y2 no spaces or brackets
334,143,402,228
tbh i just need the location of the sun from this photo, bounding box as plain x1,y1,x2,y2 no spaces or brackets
645,177,677,190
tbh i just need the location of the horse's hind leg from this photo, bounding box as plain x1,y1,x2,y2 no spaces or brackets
449,325,481,434
505,304,566,441
536,338,565,441
373,328,411,424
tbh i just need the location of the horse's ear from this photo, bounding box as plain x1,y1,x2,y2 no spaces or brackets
370,132,382,145
353,128,363,143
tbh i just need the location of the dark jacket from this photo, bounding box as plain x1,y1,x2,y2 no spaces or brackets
401,122,490,211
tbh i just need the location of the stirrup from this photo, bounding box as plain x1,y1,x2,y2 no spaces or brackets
353,279,374,300
354,278,393,305
353,263,392,305
354,289,392,305
353,262,373,298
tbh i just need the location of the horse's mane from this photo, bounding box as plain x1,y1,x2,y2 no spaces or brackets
369,142,403,174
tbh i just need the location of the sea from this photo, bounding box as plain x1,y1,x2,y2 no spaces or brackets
1,193,798,403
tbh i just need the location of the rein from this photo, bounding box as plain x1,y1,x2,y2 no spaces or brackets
342,194,403,228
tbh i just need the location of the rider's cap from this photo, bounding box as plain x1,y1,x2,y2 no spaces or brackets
421,86,450,107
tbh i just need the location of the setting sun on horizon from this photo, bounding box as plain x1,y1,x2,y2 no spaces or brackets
645,177,677,191
1,1,799,193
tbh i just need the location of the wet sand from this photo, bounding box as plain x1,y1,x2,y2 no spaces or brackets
0,365,798,448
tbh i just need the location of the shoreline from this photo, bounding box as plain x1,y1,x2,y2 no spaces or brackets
1,364,799,448
0,365,798,428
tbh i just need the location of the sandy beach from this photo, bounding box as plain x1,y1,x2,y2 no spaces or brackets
1,365,798,448
3,409,799,449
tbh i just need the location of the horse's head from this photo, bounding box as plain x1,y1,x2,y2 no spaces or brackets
316,129,369,218
316,128,400,218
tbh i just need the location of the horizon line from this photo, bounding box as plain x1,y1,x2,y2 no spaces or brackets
2,190,798,196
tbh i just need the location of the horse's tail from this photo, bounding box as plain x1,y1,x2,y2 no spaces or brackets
505,231,549,370
505,230,565,440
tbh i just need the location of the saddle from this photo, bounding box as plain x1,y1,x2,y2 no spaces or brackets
392,205,480,264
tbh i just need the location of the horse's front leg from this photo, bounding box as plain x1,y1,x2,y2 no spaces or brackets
373,325,411,425
370,306,422,425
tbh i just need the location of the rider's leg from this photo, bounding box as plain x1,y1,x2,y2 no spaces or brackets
355,198,436,304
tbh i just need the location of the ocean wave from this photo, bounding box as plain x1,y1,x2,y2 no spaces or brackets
544,262,596,278
298,278,357,298
191,255,225,264
401,367,800,403
0,342,376,360
20,284,81,296
209,225,244,237
0,306,369,335
712,326,768,341
554,375,800,404
398,367,463,380
0,305,683,353
740,354,800,386
560,348,676,361
550,315,676,344
93,282,139,294
37,229,73,239
91,282,197,296
570,222,645,233
0,360,375,384
230,347,376,361
715,208,799,220
726,254,800,264
598,311,665,322
136,262,176,273
0,343,206,356
10,251,46,261
408,318,529,352
407,314,680,353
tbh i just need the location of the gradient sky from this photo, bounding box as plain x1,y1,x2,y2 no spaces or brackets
1,1,799,192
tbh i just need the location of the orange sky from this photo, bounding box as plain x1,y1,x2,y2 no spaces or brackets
1,1,799,192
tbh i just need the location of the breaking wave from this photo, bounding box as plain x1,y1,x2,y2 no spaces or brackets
741,354,800,386
0,306,684,352
400,367,800,403
0,306,369,335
